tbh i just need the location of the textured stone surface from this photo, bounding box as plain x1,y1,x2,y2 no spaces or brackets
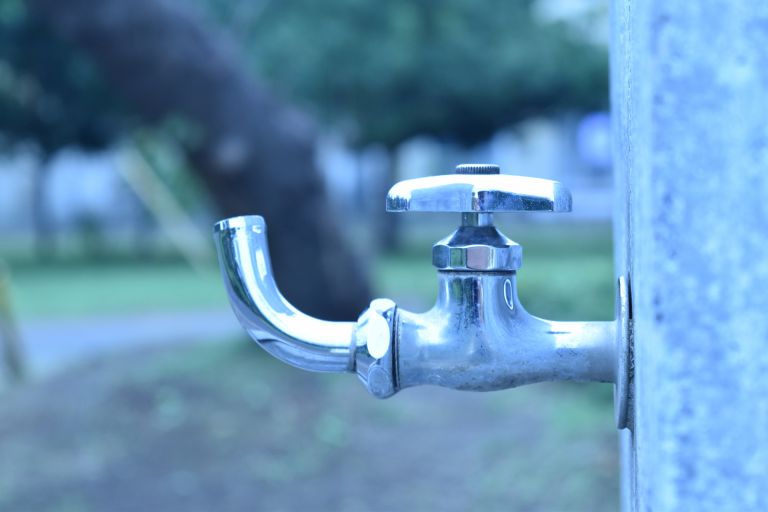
612,1,768,510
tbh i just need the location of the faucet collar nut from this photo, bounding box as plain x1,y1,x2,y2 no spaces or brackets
354,299,398,398
432,225,522,271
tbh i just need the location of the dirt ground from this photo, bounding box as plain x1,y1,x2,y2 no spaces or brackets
0,339,619,512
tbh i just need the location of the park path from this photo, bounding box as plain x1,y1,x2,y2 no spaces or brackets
17,309,243,375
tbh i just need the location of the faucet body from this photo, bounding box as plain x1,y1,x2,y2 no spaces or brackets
397,272,615,391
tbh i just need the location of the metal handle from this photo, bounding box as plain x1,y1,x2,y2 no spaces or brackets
386,164,572,213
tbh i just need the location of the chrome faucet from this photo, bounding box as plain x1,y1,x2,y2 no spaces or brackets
214,164,631,428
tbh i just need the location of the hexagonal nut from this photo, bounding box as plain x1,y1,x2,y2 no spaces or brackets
354,299,397,398
432,242,522,271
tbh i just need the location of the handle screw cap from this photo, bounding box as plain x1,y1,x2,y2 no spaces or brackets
455,163,500,175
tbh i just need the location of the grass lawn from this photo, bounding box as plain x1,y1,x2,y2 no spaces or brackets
5,222,613,322
4,261,229,320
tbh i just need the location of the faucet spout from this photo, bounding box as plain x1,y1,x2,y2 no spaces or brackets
213,215,356,373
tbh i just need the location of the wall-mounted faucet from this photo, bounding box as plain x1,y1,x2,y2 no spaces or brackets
214,164,632,428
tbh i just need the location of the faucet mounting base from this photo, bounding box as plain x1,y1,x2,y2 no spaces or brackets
615,275,633,430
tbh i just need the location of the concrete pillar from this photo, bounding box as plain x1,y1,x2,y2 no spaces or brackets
612,2,768,510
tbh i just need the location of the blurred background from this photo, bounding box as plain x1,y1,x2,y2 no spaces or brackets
0,0,616,510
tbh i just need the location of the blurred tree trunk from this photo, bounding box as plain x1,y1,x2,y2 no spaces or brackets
30,156,55,260
28,0,371,319
0,264,25,384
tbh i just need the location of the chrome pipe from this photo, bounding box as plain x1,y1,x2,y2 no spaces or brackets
213,215,356,373
397,273,615,391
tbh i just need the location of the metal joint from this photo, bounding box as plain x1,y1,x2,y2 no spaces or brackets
353,299,398,398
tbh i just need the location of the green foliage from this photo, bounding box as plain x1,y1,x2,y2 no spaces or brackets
0,3,132,154
218,0,608,147
0,0,608,161
0,0,607,155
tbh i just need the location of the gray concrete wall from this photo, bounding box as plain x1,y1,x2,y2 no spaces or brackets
612,1,768,510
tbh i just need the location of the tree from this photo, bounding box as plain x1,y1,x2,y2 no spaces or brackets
215,0,608,147
16,0,371,320
0,6,132,256
208,0,608,247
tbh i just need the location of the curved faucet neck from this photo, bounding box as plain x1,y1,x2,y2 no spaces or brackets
214,216,356,373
